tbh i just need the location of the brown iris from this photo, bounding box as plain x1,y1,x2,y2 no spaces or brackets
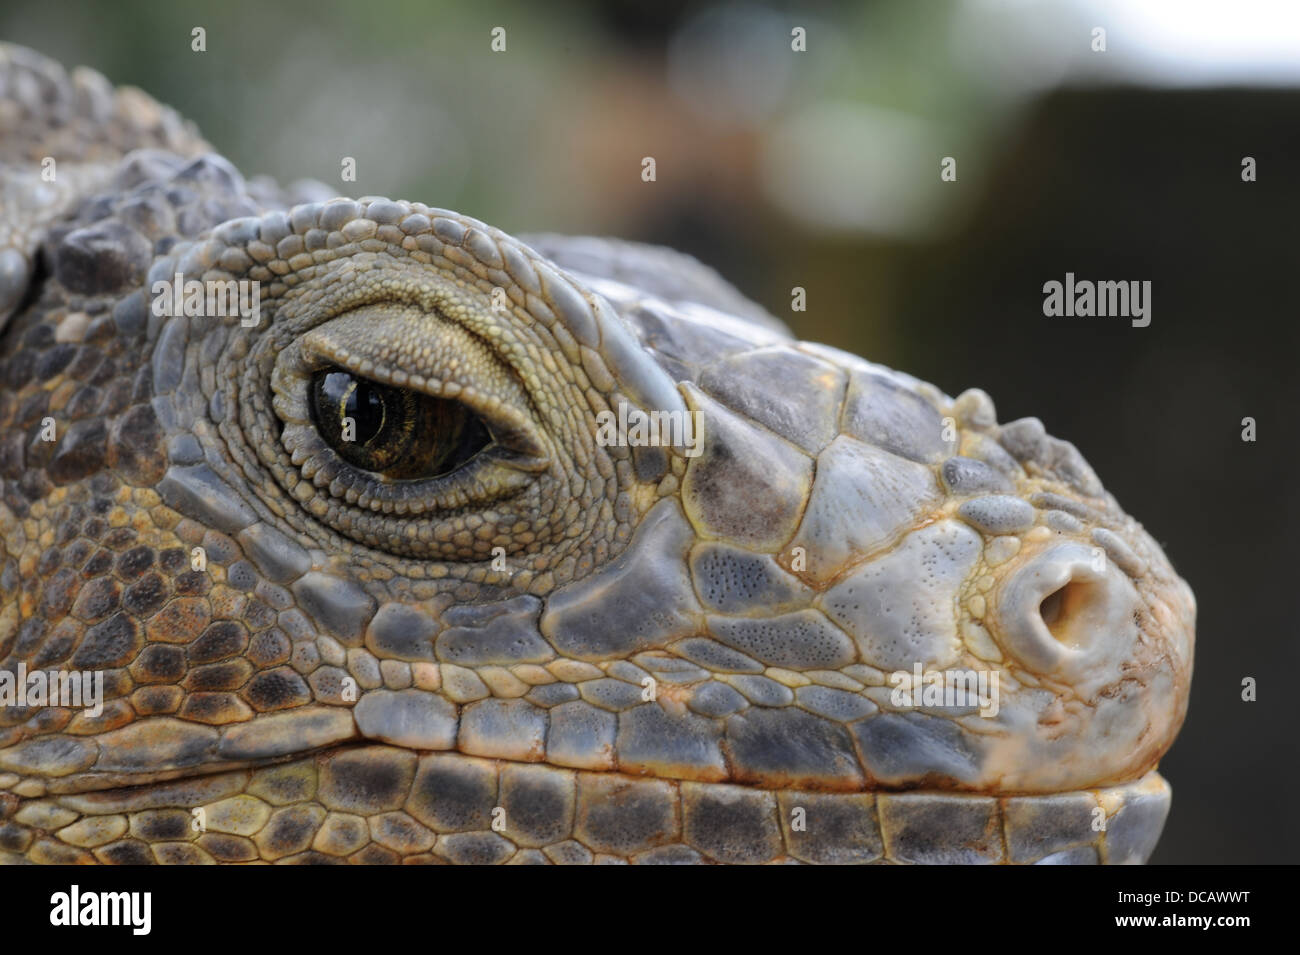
310,369,493,479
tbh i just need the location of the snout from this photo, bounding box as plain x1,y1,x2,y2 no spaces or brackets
984,536,1193,789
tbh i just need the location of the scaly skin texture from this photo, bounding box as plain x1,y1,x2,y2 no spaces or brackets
0,45,1194,864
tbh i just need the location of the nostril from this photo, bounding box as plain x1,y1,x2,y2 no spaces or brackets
1039,586,1066,629
996,543,1144,679
1038,578,1097,648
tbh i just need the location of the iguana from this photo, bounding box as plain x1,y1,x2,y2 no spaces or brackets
0,44,1194,864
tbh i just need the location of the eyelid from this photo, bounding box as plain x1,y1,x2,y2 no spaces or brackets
274,303,549,467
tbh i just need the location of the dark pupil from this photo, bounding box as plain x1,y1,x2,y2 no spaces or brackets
309,369,493,479
323,372,387,447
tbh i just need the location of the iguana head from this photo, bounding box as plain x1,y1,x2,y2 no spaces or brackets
0,44,1193,864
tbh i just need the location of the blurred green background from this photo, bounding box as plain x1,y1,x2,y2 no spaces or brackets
3,0,1295,863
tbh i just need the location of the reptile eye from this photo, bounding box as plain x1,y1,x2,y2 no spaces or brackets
267,301,553,559
309,369,494,479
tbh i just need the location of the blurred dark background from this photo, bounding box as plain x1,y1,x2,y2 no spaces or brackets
3,0,1295,863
